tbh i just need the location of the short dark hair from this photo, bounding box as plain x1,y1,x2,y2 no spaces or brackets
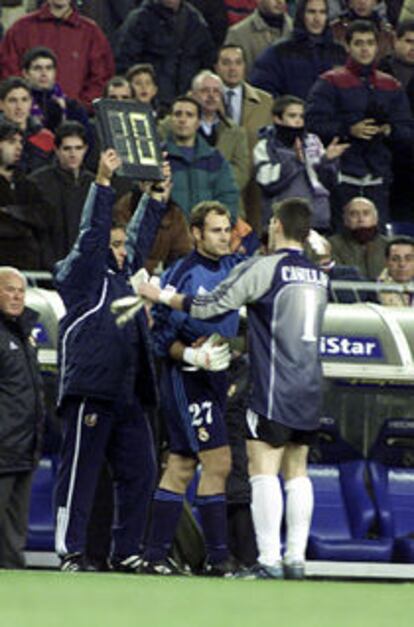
111,221,127,232
171,95,202,119
272,95,305,118
103,75,133,98
272,197,312,243
190,200,230,230
21,46,57,71
216,44,247,64
126,63,157,84
385,236,414,258
0,120,23,142
0,76,32,101
294,0,329,30
55,121,88,148
345,19,379,44
396,19,414,39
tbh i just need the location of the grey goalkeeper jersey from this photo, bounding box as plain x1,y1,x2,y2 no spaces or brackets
183,248,328,430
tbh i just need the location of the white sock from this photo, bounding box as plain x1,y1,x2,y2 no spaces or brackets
284,476,313,564
250,474,283,567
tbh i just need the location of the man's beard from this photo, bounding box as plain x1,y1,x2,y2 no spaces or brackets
349,225,378,244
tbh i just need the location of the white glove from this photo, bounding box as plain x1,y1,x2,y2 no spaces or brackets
111,268,151,326
130,268,150,294
307,229,329,256
183,335,231,372
111,295,146,327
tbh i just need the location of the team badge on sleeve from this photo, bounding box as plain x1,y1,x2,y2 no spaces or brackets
84,413,98,428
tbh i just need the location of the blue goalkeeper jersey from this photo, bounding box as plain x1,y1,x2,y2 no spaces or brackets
151,250,241,358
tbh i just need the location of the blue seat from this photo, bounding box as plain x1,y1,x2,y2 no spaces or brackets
306,417,392,562
386,222,414,237
368,418,414,563
26,456,57,551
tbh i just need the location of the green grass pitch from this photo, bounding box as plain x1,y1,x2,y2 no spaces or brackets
1,571,413,627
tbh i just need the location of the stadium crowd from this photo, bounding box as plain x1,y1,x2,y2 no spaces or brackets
1,0,414,578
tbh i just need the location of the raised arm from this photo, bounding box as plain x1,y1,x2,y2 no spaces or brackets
54,150,121,300
126,159,173,273
139,255,281,318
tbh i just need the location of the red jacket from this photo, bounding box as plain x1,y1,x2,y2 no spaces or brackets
0,3,114,109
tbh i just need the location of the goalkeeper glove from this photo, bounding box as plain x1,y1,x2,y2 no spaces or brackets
183,335,231,372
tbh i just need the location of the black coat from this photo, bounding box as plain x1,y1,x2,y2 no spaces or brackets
0,171,57,270
29,163,95,263
116,0,216,105
0,308,44,474
250,2,346,100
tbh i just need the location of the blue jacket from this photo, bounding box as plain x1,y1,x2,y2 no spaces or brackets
54,183,167,407
166,133,240,223
250,23,346,99
306,58,414,180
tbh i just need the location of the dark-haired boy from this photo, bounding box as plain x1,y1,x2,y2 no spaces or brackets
0,76,54,173
21,46,90,135
29,120,94,262
306,19,414,229
254,94,348,232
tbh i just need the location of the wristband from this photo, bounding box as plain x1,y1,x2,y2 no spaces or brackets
159,286,176,306
183,347,196,366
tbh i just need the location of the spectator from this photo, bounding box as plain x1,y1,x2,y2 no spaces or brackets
0,0,115,110
76,0,136,49
85,77,134,184
126,64,159,112
29,121,94,262
306,20,414,229
114,184,193,275
379,19,414,88
188,0,229,48
103,76,134,101
378,235,414,305
224,0,293,76
191,70,249,194
0,266,44,569
164,95,240,223
254,94,348,231
400,0,414,22
21,46,90,136
0,76,54,173
329,196,387,279
54,150,170,572
331,0,395,60
225,0,256,25
379,21,414,222
0,119,56,269
306,228,365,301
250,0,346,99
215,43,273,233
116,0,216,108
